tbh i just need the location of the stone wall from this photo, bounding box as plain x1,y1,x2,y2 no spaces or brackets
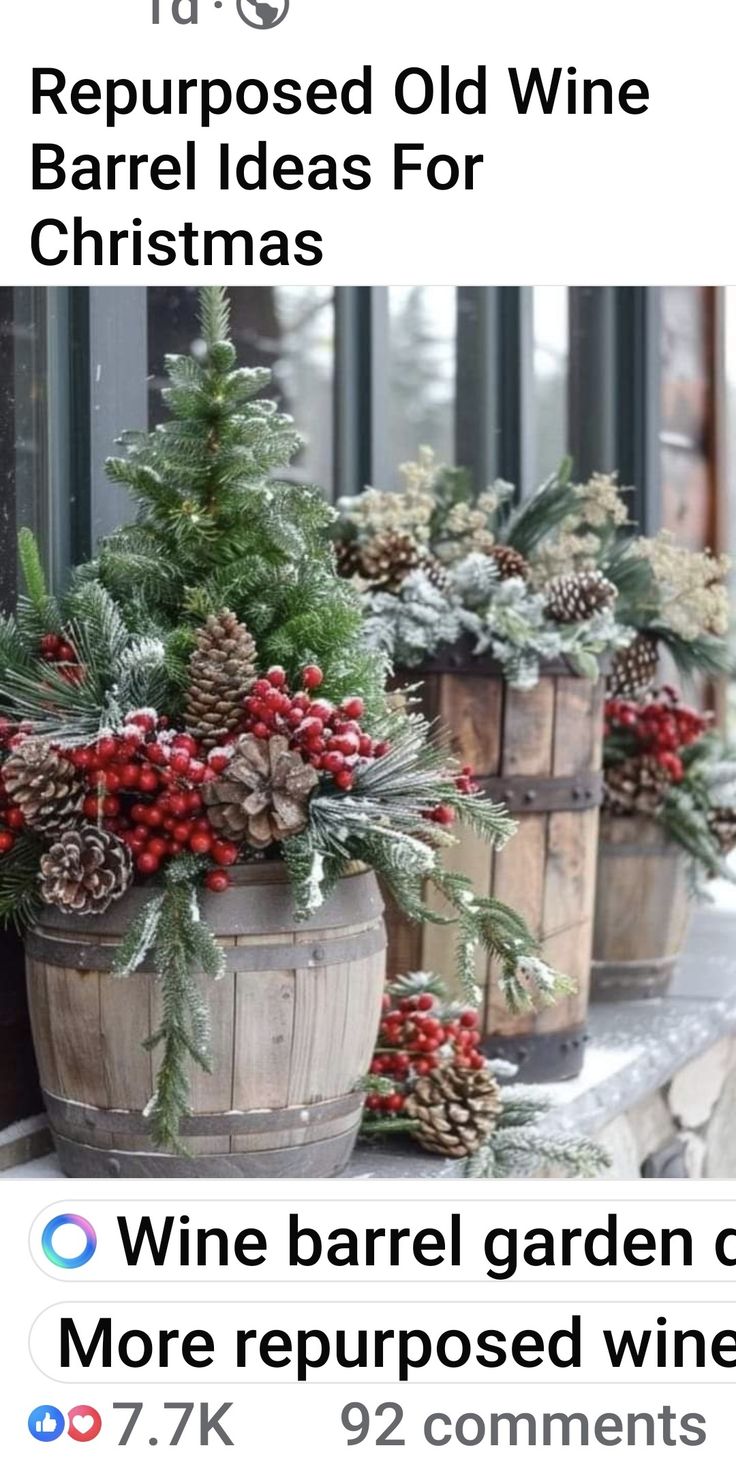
597,1036,736,1179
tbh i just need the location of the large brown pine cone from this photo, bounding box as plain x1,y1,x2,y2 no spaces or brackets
487,544,530,581
40,826,133,915
202,733,318,849
2,741,84,834
184,610,257,749
608,634,660,697
358,530,421,591
405,1064,503,1158
545,570,618,624
603,754,669,817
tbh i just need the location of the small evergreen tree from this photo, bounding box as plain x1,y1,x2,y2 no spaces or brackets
94,287,382,713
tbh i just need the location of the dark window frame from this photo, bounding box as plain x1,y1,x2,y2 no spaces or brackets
568,286,663,531
1,285,671,587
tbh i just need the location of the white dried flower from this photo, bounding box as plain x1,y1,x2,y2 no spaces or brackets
634,533,730,640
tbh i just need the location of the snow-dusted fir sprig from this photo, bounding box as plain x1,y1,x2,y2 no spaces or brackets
448,551,501,609
111,855,225,1153
362,569,482,668
472,578,631,689
466,1127,609,1179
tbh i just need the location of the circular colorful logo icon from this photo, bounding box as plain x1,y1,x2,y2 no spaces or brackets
28,1406,65,1442
68,1407,102,1443
41,1214,97,1270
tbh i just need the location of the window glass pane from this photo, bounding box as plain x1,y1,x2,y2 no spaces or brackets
533,286,569,484
147,287,335,492
387,287,456,482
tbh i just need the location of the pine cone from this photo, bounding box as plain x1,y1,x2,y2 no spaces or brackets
2,741,84,834
405,1064,503,1158
358,530,421,591
608,634,660,697
422,556,452,595
334,538,364,581
40,826,133,915
545,570,618,624
603,754,669,817
202,733,318,849
184,610,257,749
708,806,736,855
487,544,530,581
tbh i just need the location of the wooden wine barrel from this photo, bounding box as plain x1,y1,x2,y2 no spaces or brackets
592,814,692,1001
25,863,386,1178
387,654,605,1082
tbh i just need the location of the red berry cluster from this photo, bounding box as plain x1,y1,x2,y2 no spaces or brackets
65,712,237,890
605,688,711,784
423,766,478,827
0,720,40,851
0,796,24,854
39,633,83,683
240,664,387,794
0,720,21,854
365,986,484,1116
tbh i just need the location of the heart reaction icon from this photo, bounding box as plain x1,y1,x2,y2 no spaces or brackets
68,1408,102,1443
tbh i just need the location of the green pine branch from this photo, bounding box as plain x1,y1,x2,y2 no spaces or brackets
501,460,574,556
199,285,231,350
660,787,733,883
653,626,733,681
0,831,45,931
112,857,226,1154
466,1129,609,1178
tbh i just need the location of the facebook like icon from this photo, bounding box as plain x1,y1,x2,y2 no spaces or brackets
28,1407,65,1442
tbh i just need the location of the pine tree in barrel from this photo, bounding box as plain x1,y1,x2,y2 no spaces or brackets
0,288,563,1171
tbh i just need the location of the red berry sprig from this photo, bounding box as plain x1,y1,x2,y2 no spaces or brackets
605,688,711,784
0,744,26,854
365,983,484,1116
39,633,84,684
240,664,385,795
424,766,479,826
64,713,235,887
40,633,76,664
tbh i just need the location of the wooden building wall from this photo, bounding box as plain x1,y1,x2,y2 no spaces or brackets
659,287,719,552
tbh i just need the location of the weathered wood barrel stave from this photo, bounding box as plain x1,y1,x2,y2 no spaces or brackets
25,863,386,1178
591,814,692,1001
386,652,605,1083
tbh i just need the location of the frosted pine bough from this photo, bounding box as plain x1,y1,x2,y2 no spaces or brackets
335,450,732,691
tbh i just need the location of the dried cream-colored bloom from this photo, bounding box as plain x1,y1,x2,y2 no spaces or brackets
337,482,435,544
399,445,439,496
530,530,604,586
635,532,731,640
436,500,498,563
476,482,514,517
574,472,631,530
527,473,630,588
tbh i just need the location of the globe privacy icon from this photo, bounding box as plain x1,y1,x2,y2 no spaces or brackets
41,1215,97,1269
236,0,290,28
28,1407,65,1442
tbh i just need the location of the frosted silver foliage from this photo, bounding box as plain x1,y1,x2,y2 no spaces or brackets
362,558,632,688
